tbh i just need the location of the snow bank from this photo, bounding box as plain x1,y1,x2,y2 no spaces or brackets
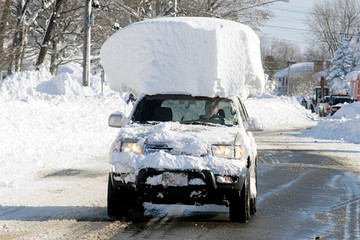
0,65,128,189
244,95,317,131
101,17,264,99
302,102,360,144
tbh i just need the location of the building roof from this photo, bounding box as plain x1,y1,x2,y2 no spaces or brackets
274,62,314,78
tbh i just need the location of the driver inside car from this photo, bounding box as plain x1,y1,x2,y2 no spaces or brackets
205,101,219,116
200,100,226,121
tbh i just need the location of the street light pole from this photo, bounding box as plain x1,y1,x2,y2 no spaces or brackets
83,0,91,87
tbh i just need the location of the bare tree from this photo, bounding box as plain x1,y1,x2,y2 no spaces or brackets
93,0,275,42
36,0,64,68
261,38,303,70
0,0,12,69
289,72,316,97
307,0,360,56
0,0,283,75
303,44,330,62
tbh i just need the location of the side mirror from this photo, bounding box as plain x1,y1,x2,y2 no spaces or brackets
108,113,128,128
244,117,263,132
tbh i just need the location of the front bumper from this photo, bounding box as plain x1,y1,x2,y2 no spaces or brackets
110,168,246,205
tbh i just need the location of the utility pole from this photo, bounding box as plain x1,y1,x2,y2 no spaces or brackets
82,0,91,87
174,0,178,16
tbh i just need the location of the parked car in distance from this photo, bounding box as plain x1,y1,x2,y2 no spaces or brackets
329,94,355,115
329,94,351,105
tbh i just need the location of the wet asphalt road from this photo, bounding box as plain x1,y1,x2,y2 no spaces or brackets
112,150,360,240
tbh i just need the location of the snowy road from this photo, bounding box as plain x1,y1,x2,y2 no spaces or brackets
0,131,359,239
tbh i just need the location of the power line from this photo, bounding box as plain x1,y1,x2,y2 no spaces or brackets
263,24,310,33
261,24,360,37
258,35,309,44
267,7,311,15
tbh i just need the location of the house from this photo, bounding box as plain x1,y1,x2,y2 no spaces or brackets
274,60,325,96
346,71,360,101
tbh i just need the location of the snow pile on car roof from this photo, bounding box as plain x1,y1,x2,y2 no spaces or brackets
101,17,264,99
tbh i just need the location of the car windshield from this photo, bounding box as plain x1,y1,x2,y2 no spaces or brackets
132,95,238,126
333,98,353,105
330,95,350,102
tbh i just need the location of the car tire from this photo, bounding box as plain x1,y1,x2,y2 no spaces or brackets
250,197,257,215
229,172,250,223
107,175,128,219
107,174,144,220
250,168,257,215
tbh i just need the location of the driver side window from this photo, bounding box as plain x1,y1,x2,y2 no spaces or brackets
237,98,249,122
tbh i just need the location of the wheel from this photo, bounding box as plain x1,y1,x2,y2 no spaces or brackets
250,167,257,215
229,172,250,222
107,175,128,219
107,174,144,220
250,197,257,215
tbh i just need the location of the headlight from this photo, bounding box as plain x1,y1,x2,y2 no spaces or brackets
121,142,143,153
212,145,243,159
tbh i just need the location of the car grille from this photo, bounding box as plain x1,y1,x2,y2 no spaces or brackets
144,143,173,154
144,143,208,157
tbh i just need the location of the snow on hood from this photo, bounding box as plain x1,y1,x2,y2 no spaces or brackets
114,122,241,155
101,17,265,99
110,122,250,176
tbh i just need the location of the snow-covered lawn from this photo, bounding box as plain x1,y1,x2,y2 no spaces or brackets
0,66,359,191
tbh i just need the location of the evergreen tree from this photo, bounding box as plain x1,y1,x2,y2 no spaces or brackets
327,32,353,93
353,27,360,70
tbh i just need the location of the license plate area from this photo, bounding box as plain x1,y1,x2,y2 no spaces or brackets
162,172,188,186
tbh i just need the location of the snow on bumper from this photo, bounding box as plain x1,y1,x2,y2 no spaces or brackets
110,151,247,180
109,151,248,204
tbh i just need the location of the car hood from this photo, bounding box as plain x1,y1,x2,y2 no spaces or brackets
114,122,244,156
110,122,255,178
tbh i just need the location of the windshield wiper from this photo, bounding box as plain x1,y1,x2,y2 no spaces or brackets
181,121,219,126
134,120,159,125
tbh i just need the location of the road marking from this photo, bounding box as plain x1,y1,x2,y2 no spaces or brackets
0,232,24,240
258,162,353,172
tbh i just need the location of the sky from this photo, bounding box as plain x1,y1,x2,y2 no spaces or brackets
258,0,316,51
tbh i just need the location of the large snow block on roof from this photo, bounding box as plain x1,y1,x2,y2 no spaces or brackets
101,17,264,99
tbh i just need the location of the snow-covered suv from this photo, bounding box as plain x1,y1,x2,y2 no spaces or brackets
107,94,262,222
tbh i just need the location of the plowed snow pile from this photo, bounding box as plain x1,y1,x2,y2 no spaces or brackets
244,95,317,131
301,102,360,144
101,17,264,99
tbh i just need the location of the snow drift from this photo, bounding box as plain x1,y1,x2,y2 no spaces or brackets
302,102,360,144
101,17,265,99
244,95,317,131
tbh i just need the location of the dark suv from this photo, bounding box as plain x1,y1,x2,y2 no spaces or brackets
107,94,262,222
